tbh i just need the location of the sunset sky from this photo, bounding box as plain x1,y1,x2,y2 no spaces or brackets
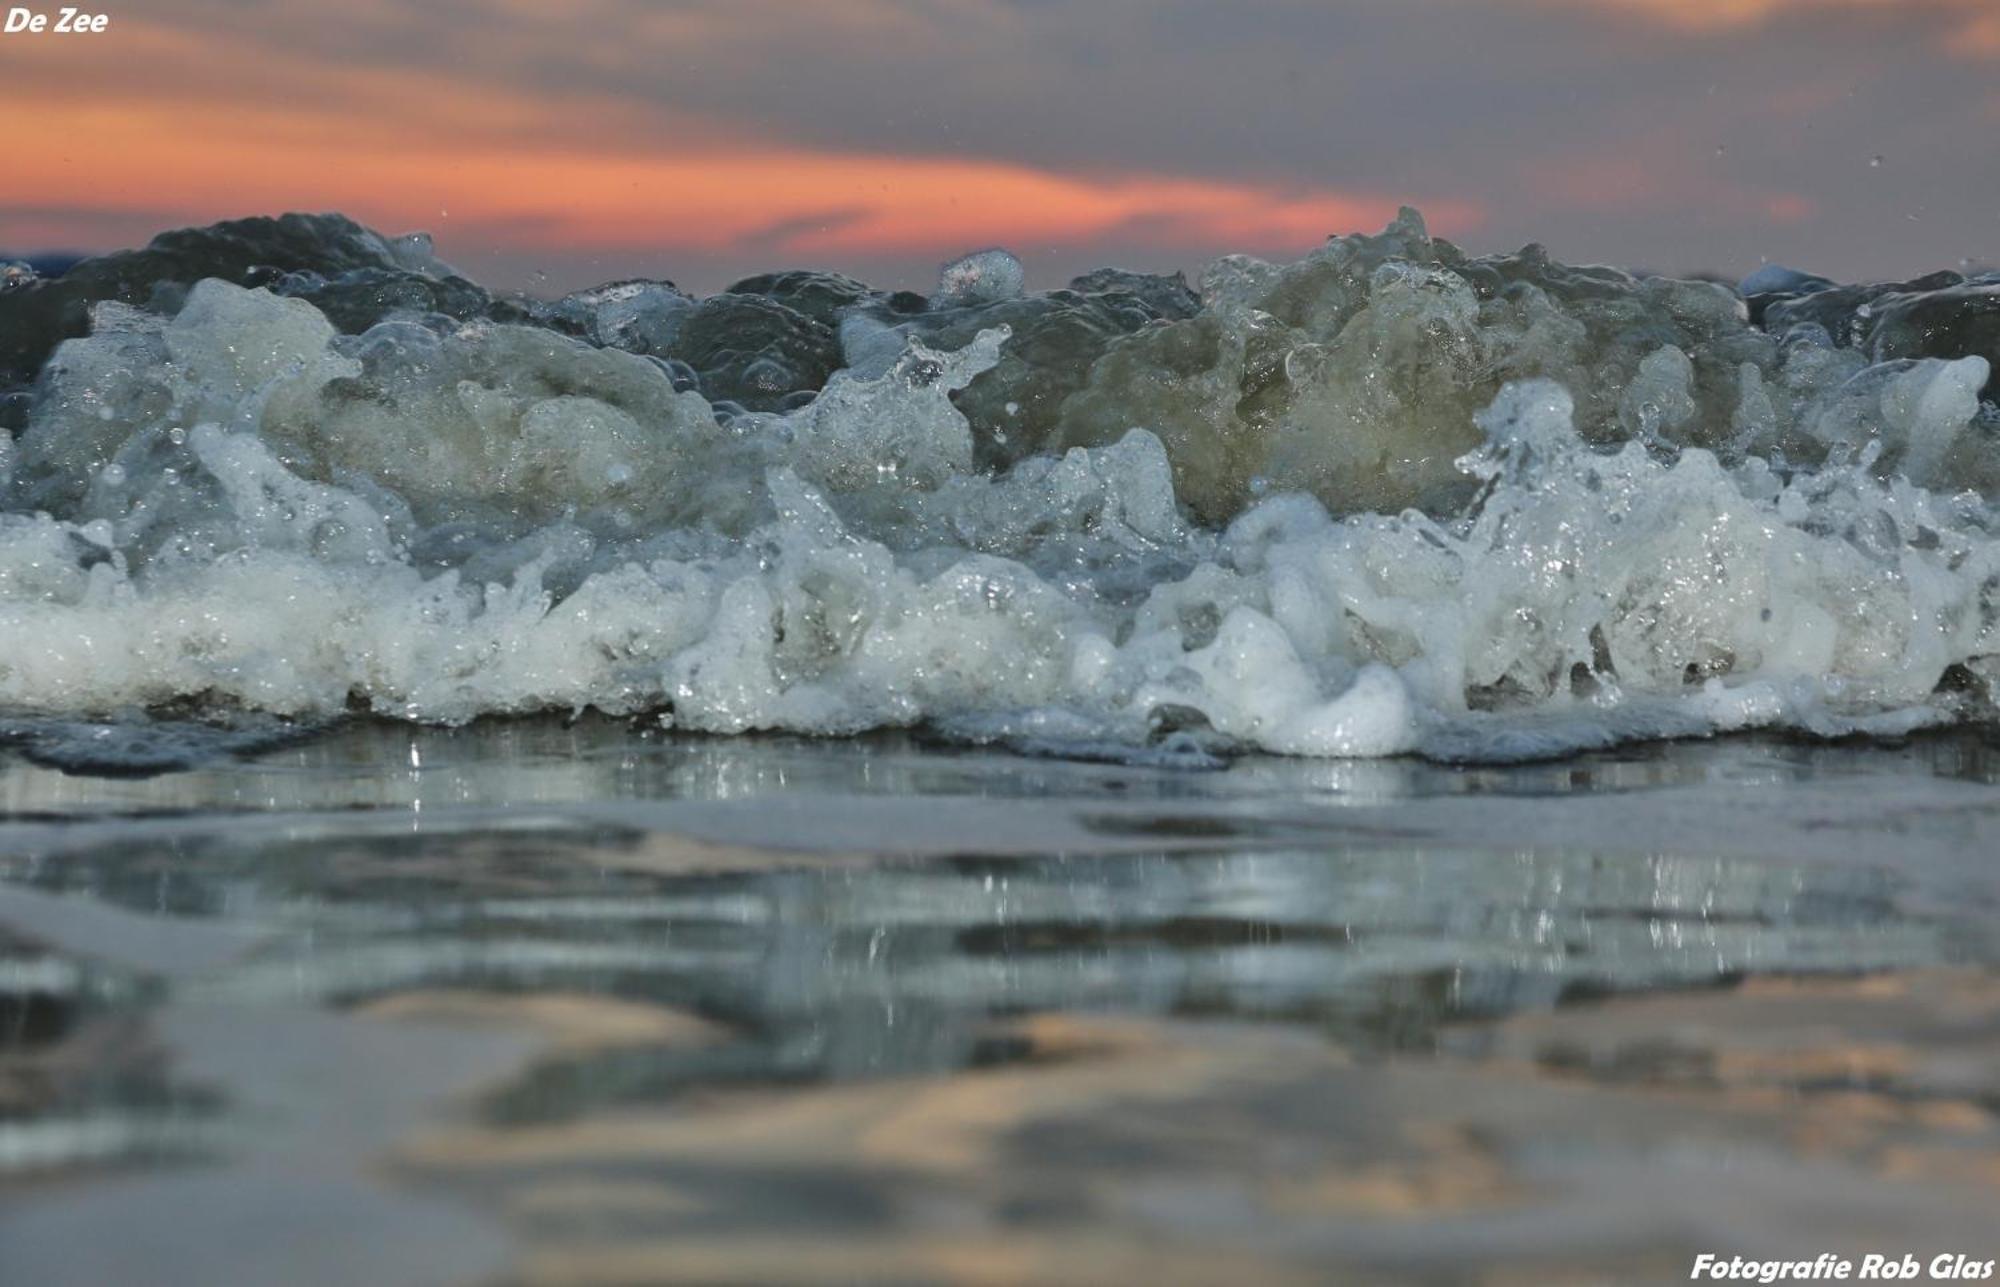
2,0,1997,294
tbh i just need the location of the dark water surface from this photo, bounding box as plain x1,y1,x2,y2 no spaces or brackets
2,722,1998,1284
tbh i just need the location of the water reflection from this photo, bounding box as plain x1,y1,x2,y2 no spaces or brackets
0,718,1996,819
1,818,1959,1142
2,729,1996,1284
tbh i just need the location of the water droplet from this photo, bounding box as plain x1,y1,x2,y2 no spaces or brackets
1869,154,1883,168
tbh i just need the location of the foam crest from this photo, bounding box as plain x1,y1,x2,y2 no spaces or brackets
0,213,1995,762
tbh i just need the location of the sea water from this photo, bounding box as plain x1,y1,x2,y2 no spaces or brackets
0,209,1996,768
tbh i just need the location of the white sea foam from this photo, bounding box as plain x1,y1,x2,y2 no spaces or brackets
2,226,1997,763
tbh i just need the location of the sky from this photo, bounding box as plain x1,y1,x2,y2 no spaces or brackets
2,0,1997,295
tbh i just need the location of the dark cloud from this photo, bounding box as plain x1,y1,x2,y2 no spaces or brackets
737,207,874,257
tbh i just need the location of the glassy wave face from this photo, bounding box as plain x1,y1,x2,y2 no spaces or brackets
1,211,1997,762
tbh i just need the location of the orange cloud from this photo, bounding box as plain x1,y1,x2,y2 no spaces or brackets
1547,0,2000,53
1570,0,1878,28
1,97,1475,263
1955,11,2000,55
0,16,1477,279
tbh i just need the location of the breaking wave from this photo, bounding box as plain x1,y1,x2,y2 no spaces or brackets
1,210,1997,762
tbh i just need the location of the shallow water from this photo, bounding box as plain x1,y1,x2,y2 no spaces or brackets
2,723,1997,1283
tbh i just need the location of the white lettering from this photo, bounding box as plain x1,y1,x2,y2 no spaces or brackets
4,7,110,34
51,7,107,32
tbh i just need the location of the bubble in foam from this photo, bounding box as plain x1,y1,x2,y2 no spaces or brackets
934,249,1026,309
556,279,692,354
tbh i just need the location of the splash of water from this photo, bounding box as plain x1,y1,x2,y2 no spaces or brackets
0,210,1995,762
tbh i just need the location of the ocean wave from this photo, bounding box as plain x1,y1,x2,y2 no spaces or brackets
0,210,1995,762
